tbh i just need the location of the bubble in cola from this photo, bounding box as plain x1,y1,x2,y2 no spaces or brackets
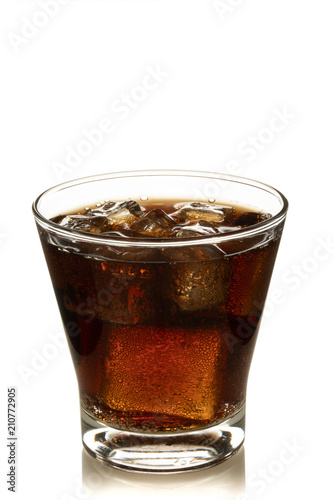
39,198,280,432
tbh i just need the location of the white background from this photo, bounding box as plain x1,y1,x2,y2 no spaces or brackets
1,1,332,499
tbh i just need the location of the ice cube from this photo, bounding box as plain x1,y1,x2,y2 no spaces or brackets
161,245,232,312
98,323,226,424
235,211,271,227
81,201,117,216
89,259,158,324
172,221,220,238
105,200,143,229
57,214,110,234
60,258,158,326
130,209,176,238
56,245,158,326
52,201,144,234
172,202,235,224
96,201,117,213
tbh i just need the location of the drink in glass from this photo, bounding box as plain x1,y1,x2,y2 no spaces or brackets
33,171,288,473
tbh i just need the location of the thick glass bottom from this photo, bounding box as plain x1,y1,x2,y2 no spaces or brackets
81,405,245,474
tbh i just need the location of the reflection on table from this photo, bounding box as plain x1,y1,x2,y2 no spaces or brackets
82,445,245,499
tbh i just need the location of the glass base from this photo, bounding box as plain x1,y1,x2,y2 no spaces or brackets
81,406,245,474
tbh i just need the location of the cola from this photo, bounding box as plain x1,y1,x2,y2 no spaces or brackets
38,199,281,433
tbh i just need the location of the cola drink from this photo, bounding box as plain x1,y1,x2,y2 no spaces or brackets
38,198,282,433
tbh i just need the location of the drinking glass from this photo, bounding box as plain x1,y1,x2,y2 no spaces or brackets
33,170,288,473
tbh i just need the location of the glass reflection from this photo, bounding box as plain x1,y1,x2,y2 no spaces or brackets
82,446,245,499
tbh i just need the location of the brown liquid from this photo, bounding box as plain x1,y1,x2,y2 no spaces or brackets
39,200,281,432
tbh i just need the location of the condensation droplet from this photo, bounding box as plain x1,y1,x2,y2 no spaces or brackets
208,198,215,203
140,195,148,201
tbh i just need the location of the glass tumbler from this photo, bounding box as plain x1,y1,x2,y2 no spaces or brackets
32,170,288,473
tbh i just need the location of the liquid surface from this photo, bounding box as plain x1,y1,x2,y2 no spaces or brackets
51,199,271,238
40,200,280,432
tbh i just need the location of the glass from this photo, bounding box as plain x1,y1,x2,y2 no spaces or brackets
82,447,246,497
32,170,288,473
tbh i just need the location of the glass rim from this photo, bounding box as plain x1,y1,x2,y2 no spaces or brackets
32,170,289,247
